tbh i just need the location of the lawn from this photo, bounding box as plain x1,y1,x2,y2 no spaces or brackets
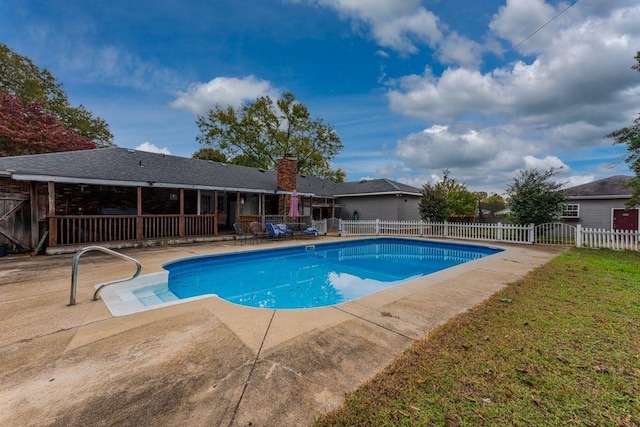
315,248,640,426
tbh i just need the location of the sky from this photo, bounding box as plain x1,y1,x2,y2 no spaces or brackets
1,0,639,194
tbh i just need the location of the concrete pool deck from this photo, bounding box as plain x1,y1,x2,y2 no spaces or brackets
0,237,567,426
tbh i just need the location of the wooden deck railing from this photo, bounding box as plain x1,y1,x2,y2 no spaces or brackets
51,214,217,246
185,214,217,237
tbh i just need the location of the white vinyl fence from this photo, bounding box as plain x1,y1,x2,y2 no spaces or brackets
311,219,328,236
339,220,534,244
578,226,639,251
535,223,577,245
338,219,640,251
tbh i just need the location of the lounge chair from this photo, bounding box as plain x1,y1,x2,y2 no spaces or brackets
276,223,293,236
265,222,292,238
302,227,319,238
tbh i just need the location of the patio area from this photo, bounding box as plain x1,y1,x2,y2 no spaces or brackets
0,237,566,426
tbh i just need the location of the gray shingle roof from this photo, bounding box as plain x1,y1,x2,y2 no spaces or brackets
563,175,632,198
334,178,422,196
0,148,420,197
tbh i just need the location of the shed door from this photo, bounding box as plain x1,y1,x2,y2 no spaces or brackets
613,209,639,231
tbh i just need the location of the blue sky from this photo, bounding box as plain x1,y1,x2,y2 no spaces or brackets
1,0,639,194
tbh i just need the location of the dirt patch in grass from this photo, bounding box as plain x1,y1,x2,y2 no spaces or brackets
315,248,640,426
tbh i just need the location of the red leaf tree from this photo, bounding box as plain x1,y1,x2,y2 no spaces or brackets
0,93,97,157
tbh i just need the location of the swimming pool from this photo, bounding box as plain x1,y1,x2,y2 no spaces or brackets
99,238,503,315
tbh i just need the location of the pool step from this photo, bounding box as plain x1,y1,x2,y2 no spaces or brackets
134,286,179,307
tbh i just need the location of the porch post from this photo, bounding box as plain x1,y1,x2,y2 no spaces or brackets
136,186,143,240
179,188,185,237
236,191,241,221
47,182,56,247
30,182,39,248
214,190,219,236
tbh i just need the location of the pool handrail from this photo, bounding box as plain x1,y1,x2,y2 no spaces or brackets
69,245,142,306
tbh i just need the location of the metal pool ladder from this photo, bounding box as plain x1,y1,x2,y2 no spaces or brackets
69,246,142,306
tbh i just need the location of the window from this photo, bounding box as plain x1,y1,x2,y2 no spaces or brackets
561,204,579,218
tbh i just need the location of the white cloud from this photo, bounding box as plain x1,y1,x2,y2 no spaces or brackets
296,1,489,67
370,7,441,54
136,142,171,155
385,3,640,192
388,67,502,122
563,174,595,189
397,124,526,168
489,0,559,54
522,155,568,171
436,32,484,68
394,174,438,189
300,0,442,54
171,76,278,114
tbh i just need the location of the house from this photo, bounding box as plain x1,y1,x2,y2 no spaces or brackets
332,179,422,221
562,175,638,231
0,148,421,253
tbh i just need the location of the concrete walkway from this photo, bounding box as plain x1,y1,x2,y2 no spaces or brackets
0,237,566,426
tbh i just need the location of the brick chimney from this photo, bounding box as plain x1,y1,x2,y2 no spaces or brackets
277,154,297,191
276,154,297,214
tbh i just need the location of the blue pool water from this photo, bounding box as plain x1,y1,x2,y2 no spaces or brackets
162,238,503,309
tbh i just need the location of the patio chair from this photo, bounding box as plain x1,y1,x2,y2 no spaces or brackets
249,221,269,242
233,222,253,245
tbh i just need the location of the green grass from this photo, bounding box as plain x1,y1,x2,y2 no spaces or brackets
315,249,640,426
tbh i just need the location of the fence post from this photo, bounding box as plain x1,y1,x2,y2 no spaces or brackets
338,219,343,237
576,224,582,248
529,223,535,244
375,218,380,235
444,221,449,237
497,222,503,241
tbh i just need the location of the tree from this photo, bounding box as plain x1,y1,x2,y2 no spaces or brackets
418,181,447,222
606,51,640,208
192,147,228,162
195,92,345,181
505,168,566,225
0,43,114,148
475,191,488,223
481,193,507,214
418,170,477,221
0,93,96,156
443,177,477,219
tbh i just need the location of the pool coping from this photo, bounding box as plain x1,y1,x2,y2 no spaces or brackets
0,237,568,426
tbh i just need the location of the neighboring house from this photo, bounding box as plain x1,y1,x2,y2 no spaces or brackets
333,179,422,221
0,148,421,253
562,175,638,231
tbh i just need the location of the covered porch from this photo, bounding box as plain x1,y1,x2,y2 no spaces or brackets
45,182,317,252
